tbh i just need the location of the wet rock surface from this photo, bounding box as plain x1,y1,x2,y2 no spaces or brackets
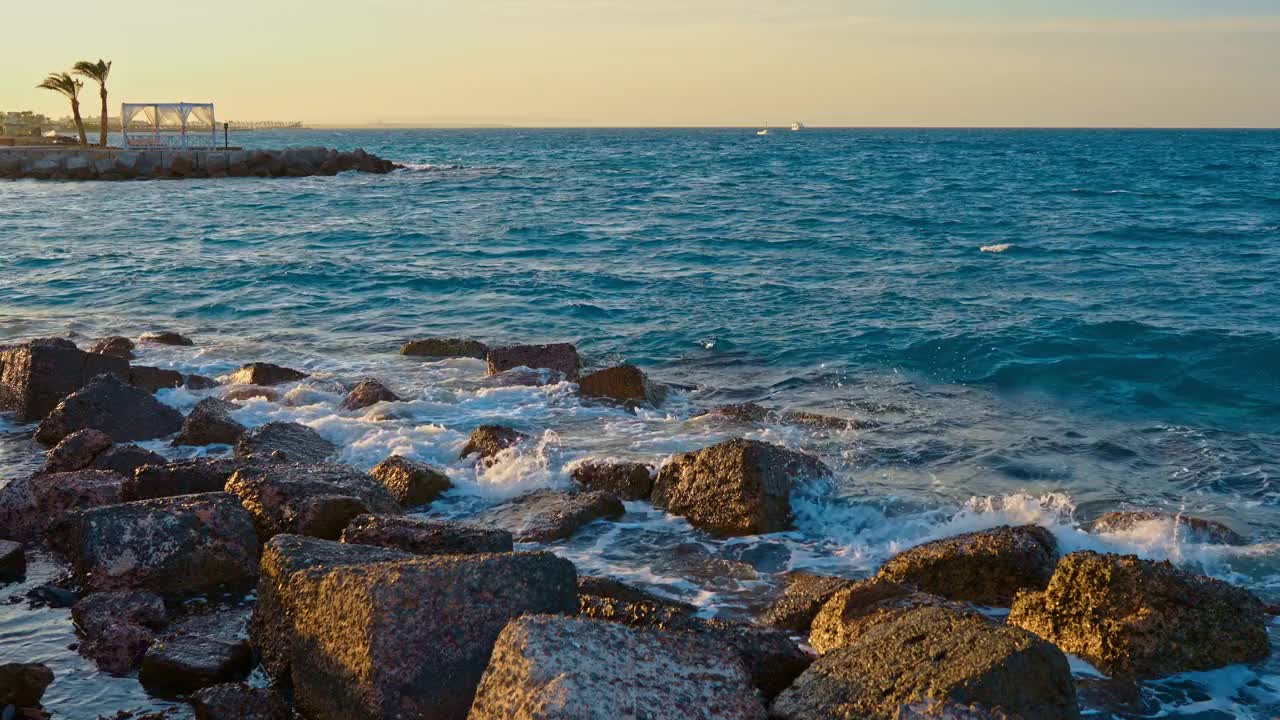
876,524,1060,606
127,366,184,394
72,591,169,674
138,332,193,347
234,421,335,463
468,615,769,720
759,571,858,632
0,539,26,583
367,454,452,506
651,438,830,537
577,575,696,628
191,683,291,720
570,459,654,500
123,458,246,501
341,514,513,555
173,398,245,447
0,663,54,708
808,578,982,654
139,609,253,695
33,374,184,446
0,470,125,541
1008,550,1271,678
485,342,581,379
225,362,308,386
459,424,529,463
89,444,167,479
40,428,113,474
1088,511,1246,545
0,338,129,422
676,617,811,699
399,337,489,359
88,336,136,359
475,489,625,542
340,378,402,410
577,364,666,405
225,462,400,540
223,386,279,402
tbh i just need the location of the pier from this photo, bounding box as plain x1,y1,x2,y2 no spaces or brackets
0,146,399,180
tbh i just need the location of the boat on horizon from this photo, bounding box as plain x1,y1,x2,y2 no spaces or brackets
791,121,805,131
757,122,770,136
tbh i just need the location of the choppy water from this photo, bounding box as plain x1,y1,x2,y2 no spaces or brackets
2,128,1279,718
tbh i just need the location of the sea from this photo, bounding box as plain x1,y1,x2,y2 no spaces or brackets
1,128,1279,718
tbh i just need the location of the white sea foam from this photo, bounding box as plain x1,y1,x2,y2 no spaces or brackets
980,243,1013,253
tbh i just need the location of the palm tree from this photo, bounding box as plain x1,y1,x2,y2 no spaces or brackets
73,59,112,147
37,72,87,146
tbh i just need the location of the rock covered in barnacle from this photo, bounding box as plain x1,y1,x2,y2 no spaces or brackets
0,470,125,541
33,373,183,446
234,421,334,463
875,524,1059,606
475,489,624,542
368,455,453,507
485,342,582,379
140,608,254,695
72,591,169,674
191,683,292,720
341,378,402,410
173,398,245,447
0,337,129,422
570,459,655,500
341,514,513,555
808,578,983,654
224,462,400,540
758,571,858,632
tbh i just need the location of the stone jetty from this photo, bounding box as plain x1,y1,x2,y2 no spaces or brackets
0,146,400,180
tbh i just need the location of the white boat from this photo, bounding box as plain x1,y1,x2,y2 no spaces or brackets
791,121,805,131
757,122,770,136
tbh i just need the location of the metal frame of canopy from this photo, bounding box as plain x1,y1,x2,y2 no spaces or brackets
121,102,216,149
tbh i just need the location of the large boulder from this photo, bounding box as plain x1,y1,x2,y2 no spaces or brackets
475,489,624,542
1089,511,1245,546
367,455,452,507
0,663,54,708
129,365,185,393
234,421,335,463
139,331,194,347
771,607,1079,720
0,539,26,583
55,492,259,595
486,342,581,380
88,336,136,359
578,575,696,628
282,551,578,719
192,683,292,720
460,424,528,463
91,444,167,478
140,608,254,695
808,578,982,654
173,398,245,447
225,462,400,540
33,373,184,446
226,362,308,386
400,337,488,359
678,618,811,700
876,525,1059,606
759,571,858,632
577,364,666,405
0,470,124,541
1008,551,1271,678
468,615,768,720
72,591,169,674
570,459,654,500
651,439,830,537
124,458,246,501
341,514,513,555
40,428,113,474
0,338,129,422
340,379,402,410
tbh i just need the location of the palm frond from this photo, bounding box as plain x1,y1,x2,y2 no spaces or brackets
72,59,112,85
36,72,82,100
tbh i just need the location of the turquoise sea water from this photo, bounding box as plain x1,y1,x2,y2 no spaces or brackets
2,128,1279,717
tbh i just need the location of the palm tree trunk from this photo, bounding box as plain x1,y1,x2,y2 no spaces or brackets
98,87,109,147
71,99,88,146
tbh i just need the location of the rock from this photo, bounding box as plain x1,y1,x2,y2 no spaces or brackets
0,470,124,541
72,591,169,674
1008,551,1271,678
33,373,184,446
577,364,666,405
808,578,982,654
341,514,512,555
779,410,871,431
578,577,697,629
367,455,452,507
225,362,307,386
124,458,245,501
476,367,562,388
139,331,194,346
0,338,130,422
88,336,136,359
476,489,625,542
570,459,654,500
340,378,401,411
191,683,291,720
0,663,54,708
0,540,25,583
759,571,858,632
173,398,245,447
1089,510,1246,546
250,535,414,679
875,525,1059,606
486,342,581,380
697,402,773,422
671,618,810,699
140,609,253,695
40,428,112,474
90,444,167,478
281,550,578,719
225,462,400,540
771,607,1080,720
81,620,158,675
651,439,830,537
460,424,529,463
399,337,488,359
468,615,768,720
55,492,259,595
234,421,335,463
223,386,278,402
184,374,220,390
128,365,185,393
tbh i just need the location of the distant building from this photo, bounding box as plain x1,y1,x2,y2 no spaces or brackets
1,111,49,137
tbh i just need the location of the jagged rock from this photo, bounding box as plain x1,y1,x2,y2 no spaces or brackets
367,455,452,507
234,421,334,463
89,336,136,359
55,492,258,594
808,578,982,654
82,621,158,675
282,550,577,719
468,615,768,720
460,424,529,463
140,609,253,695
759,571,858,632
225,362,308,386
577,364,666,405
779,410,872,431
139,331,194,347
33,373,184,446
191,683,291,720
577,575,697,621
476,367,562,388
223,386,278,402
124,458,245,501
651,439,830,537
90,444,167,478
771,607,1080,720
0,338,129,422
225,462,400,540
1008,551,1271,678
341,378,402,411
1089,511,1246,546
40,428,113,474
486,343,581,380
400,337,488,359
0,663,54,708
0,539,25,583
341,514,512,555
875,525,1059,606
570,459,654,500
476,489,624,542
0,470,124,541
173,398,245,447
184,374,220,390
697,403,773,422
129,365,184,393
72,591,169,674
678,618,811,699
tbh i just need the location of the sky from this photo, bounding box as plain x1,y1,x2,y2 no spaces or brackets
3,0,1279,127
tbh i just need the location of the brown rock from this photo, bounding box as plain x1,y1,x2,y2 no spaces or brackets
460,424,529,463
476,489,625,542
1008,551,1271,678
0,339,130,422
1089,510,1246,546
184,374,220,390
140,609,254,695
225,462,400,540
779,410,873,431
223,386,278,402
81,621,157,675
139,331,194,347
808,578,982,654
340,378,402,411
876,525,1059,606
0,663,54,708
697,403,773,422
33,373,184,446
192,683,292,720
486,342,581,379
399,337,488,359
368,455,452,507
225,362,308,386
0,539,25,583
89,336,136,359
341,514,513,555
89,444,167,478
759,571,857,632
72,591,169,674
234,421,335,463
651,439,830,537
578,364,666,405
571,459,654,500
173,398,245,447
129,365,185,393
0,470,124,541
40,428,113,474
124,458,246,501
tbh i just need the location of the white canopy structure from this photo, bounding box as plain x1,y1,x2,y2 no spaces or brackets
121,102,216,149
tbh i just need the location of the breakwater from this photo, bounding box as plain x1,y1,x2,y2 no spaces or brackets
0,146,399,180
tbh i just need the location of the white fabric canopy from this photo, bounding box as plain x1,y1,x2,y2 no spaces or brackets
121,102,217,148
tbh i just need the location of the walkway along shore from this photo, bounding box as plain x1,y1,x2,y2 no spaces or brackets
0,146,400,180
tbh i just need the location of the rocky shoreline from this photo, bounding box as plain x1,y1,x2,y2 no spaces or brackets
0,147,400,181
0,333,1274,719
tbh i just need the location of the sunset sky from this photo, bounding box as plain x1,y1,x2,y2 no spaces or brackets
5,0,1279,127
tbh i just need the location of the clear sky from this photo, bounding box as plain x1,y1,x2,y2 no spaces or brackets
4,1,1279,127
